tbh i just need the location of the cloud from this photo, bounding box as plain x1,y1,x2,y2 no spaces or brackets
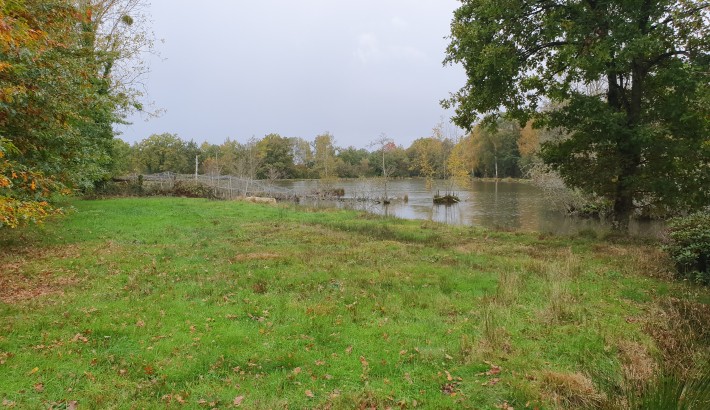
354,32,382,64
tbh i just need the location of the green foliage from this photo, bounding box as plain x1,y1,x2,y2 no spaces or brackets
0,0,150,227
312,132,339,179
171,180,217,199
407,137,443,180
132,133,198,174
471,119,521,178
626,367,710,410
336,146,371,178
256,133,296,179
444,0,710,226
0,139,64,228
663,210,710,285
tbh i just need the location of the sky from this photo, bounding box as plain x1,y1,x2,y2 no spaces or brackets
115,0,467,149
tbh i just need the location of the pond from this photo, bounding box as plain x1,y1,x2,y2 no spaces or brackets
275,178,664,237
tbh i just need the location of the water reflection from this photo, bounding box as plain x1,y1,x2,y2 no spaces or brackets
276,179,663,237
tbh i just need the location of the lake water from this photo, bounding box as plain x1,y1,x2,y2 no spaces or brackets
275,178,663,237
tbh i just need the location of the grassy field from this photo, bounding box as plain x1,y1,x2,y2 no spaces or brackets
1,197,709,409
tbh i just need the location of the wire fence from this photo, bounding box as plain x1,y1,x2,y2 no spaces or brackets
123,172,314,201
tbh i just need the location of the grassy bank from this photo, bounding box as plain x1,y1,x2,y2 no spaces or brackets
1,198,708,409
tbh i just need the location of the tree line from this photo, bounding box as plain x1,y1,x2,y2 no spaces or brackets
2,0,707,230
115,119,544,182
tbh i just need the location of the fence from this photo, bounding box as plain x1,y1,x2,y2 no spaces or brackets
125,172,304,201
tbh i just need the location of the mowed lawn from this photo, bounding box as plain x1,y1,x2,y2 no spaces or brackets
1,197,708,409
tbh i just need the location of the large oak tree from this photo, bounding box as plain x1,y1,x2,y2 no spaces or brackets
444,0,710,227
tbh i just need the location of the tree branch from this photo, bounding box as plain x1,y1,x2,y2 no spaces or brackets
521,41,571,60
645,50,691,70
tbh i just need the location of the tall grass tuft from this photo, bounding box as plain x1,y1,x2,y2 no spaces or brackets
624,365,710,410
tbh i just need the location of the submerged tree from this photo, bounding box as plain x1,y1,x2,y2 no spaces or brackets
444,0,710,228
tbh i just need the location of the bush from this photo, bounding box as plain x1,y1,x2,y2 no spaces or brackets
663,210,710,285
172,180,217,199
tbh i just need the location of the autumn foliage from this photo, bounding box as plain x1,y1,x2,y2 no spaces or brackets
1,0,139,228
0,140,64,227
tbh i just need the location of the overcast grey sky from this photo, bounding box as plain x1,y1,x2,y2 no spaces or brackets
116,0,466,149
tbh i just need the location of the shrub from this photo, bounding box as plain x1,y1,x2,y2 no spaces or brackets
172,180,217,199
663,210,710,285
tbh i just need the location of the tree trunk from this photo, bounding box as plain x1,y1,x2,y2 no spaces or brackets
612,179,633,231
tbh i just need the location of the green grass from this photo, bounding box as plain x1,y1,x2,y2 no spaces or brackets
1,197,708,409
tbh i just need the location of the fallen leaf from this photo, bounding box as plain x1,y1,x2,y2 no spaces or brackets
305,390,315,398
27,367,39,375
445,370,453,381
293,367,302,375
482,377,501,386
136,320,145,327
34,383,44,392
441,383,459,395
233,395,244,406
345,345,353,355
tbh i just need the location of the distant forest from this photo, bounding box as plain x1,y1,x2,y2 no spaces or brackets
115,119,551,181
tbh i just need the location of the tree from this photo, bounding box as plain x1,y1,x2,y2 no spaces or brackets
447,136,474,186
290,137,315,178
444,0,710,228
517,120,539,171
256,134,295,179
133,133,193,174
470,120,521,178
312,132,339,179
336,147,371,178
408,137,442,185
109,138,134,176
1,0,153,227
235,137,262,193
